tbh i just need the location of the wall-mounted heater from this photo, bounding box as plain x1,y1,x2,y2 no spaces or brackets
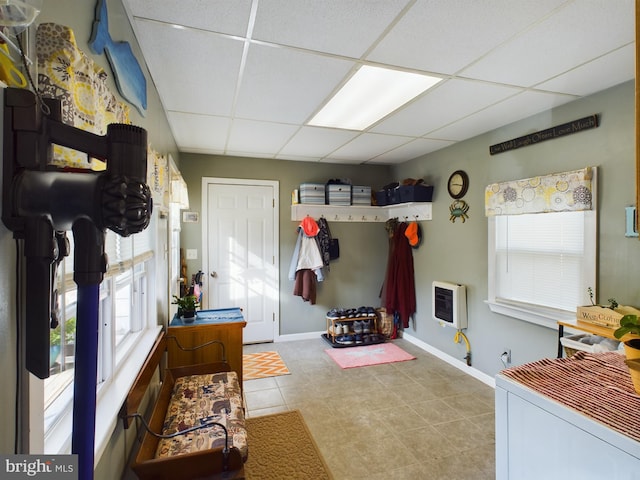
432,281,467,329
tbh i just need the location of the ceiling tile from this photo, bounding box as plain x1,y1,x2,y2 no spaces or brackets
133,19,244,115
226,119,299,155
279,126,358,158
235,43,355,123
168,112,230,153
536,45,635,96
372,78,522,137
126,0,252,36
366,138,454,164
461,0,635,86
367,0,568,74
253,0,410,58
430,90,579,142
326,133,412,163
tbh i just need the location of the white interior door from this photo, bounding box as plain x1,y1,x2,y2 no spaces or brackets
202,178,279,343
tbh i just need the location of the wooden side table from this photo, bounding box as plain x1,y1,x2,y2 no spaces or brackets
167,308,246,384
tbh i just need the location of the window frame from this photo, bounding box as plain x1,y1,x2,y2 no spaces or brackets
38,243,158,458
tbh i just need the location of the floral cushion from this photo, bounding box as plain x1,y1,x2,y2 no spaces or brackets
155,371,247,460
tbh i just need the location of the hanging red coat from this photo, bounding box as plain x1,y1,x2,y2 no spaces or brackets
383,222,416,327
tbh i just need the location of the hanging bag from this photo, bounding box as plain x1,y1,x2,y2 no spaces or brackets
329,238,340,260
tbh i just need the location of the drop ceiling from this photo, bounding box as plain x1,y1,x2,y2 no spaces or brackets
122,0,635,165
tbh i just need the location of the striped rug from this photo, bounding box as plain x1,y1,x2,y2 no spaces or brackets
243,351,290,380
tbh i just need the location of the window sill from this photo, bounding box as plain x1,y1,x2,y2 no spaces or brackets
485,300,574,330
45,326,162,465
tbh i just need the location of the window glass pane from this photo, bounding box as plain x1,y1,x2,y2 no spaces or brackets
114,271,132,346
44,289,76,420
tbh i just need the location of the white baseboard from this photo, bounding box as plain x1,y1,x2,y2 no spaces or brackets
275,331,326,342
402,332,496,388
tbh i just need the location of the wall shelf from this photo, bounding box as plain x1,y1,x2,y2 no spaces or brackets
291,202,432,223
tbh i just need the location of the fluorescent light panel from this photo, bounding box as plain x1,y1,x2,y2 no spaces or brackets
308,65,441,131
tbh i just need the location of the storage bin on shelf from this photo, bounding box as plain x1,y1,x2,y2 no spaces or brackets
299,183,325,204
560,333,621,357
375,189,390,206
326,184,351,206
398,183,434,203
352,185,372,205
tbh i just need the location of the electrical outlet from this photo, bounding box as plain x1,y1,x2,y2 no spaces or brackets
501,348,511,364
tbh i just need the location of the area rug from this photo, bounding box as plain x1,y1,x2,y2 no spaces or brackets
325,342,416,369
245,410,333,479
243,351,290,380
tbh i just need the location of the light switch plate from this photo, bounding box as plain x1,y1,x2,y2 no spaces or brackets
186,249,198,260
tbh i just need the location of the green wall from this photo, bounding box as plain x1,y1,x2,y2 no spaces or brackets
178,155,393,335
393,80,637,375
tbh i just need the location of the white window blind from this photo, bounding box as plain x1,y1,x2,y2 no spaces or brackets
495,211,586,312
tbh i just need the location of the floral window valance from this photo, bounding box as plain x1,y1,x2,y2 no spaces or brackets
485,167,594,216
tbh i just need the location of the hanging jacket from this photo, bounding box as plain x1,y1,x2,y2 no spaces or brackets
383,222,416,327
293,269,317,304
316,217,331,267
288,227,324,282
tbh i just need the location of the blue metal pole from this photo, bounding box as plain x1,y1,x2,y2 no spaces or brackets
71,283,100,480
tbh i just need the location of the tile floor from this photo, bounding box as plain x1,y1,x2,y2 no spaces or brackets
243,337,495,480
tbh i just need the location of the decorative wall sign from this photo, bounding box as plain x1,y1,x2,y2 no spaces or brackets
489,115,598,155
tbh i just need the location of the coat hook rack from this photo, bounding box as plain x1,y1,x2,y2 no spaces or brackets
291,202,432,223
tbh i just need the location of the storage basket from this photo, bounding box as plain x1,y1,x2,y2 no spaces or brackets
560,333,620,357
300,183,325,204
352,185,371,205
576,305,640,328
375,189,389,206
326,184,351,206
376,307,394,338
398,184,434,203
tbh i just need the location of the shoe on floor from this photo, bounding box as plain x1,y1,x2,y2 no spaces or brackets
336,335,355,345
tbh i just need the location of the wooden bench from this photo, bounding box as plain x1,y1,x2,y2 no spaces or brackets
120,331,247,479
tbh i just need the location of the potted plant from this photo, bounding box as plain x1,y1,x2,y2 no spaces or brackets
614,315,640,394
172,294,200,322
614,314,640,360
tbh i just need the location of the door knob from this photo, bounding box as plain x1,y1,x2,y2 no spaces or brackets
210,271,217,278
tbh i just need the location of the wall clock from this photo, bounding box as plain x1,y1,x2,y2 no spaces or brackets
447,170,469,199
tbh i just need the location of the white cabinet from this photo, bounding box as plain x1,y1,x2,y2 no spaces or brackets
495,374,640,480
291,202,432,223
